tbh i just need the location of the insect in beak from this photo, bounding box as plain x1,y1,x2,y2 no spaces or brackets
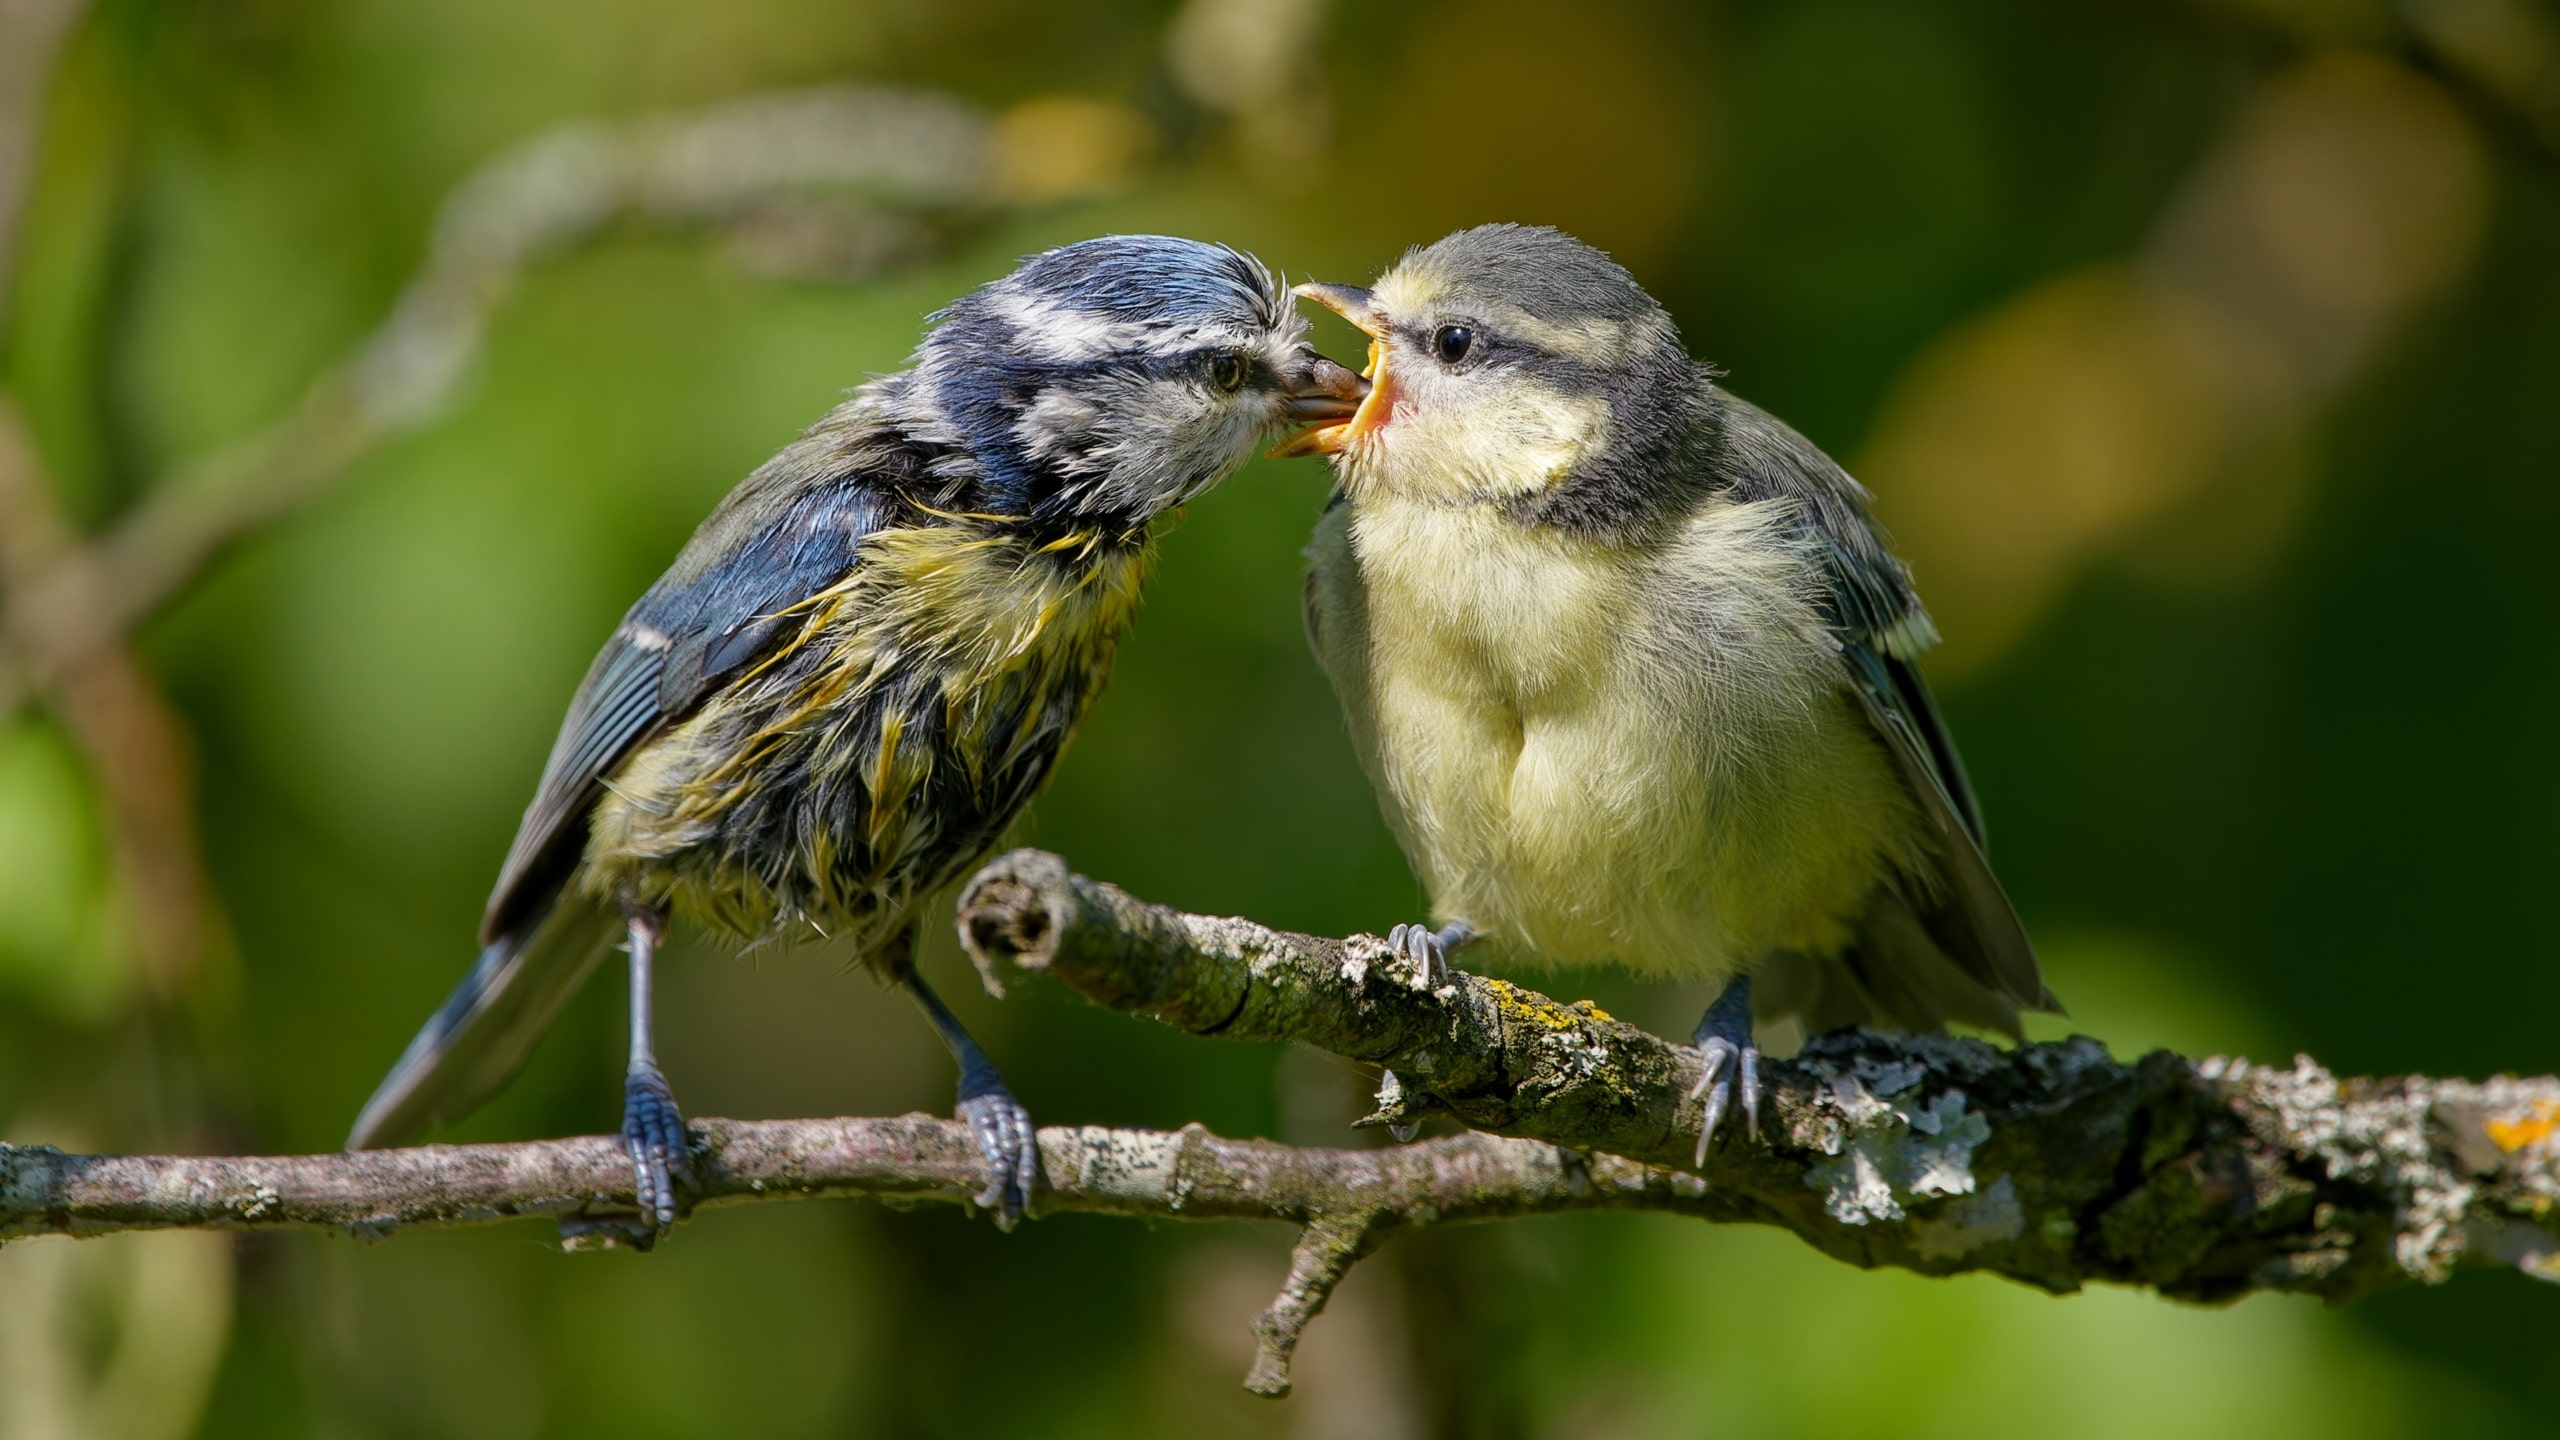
1270,283,1395,459
1269,344,1372,458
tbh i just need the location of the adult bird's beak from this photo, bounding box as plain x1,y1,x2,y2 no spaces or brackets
1269,349,1370,458
1270,282,1395,459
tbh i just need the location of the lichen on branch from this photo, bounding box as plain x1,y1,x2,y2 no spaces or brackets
955,848,2560,1303
5,850,2555,1399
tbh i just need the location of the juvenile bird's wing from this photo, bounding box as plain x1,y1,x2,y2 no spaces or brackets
350,415,905,1150
1302,488,1428,868
1716,396,2054,1030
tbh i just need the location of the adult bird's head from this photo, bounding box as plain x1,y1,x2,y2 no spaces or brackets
1277,224,1710,536
905,234,1367,527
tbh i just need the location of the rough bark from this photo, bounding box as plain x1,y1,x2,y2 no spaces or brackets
950,851,2560,1307
7,849,2557,1397
3,1118,1714,1395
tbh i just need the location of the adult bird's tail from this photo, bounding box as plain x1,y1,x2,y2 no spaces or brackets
346,896,620,1150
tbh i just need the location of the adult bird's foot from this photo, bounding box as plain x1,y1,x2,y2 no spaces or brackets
956,1079,1039,1231
622,1062,692,1240
1689,976,1762,1166
1383,919,1474,990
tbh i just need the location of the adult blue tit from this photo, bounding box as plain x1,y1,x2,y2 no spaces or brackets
348,235,1366,1235
1284,224,2057,1163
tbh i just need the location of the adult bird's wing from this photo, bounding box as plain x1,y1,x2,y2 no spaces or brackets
348,417,903,1149
1718,395,2055,1033
480,460,898,944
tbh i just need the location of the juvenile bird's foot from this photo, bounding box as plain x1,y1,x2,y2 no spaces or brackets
1689,975,1762,1167
1383,919,1474,989
622,1061,692,1240
956,1067,1039,1231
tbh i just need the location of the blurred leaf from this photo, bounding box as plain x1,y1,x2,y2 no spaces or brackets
0,1226,235,1440
0,718,137,1022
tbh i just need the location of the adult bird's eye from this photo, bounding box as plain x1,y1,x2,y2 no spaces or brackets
1433,325,1475,364
1209,352,1248,392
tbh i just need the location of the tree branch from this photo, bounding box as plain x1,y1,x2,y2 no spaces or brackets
950,850,2560,1305
1,1115,1716,1394
0,1116,1709,1245
8,852,2557,1398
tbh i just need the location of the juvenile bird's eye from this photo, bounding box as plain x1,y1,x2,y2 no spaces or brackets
1433,326,1475,364
1209,352,1248,392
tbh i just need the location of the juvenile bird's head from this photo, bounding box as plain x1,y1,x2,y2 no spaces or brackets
1279,224,1712,536
905,234,1366,527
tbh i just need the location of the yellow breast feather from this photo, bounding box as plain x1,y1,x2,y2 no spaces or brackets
586,524,1151,946
1323,493,1929,981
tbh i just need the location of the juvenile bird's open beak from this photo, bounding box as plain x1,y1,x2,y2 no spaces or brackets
1270,281,1395,459
1269,349,1370,459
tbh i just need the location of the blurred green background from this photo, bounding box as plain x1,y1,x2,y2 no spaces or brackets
4,0,2557,1435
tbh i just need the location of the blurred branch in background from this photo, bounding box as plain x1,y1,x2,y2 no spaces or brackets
0,84,1012,723
10,851,2559,1399
0,0,88,339
2,0,209,993
0,405,208,993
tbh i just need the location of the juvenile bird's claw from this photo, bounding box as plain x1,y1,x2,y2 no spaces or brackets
621,1063,692,1242
1384,924,1442,987
956,1082,1038,1231
1689,1036,1762,1165
1689,975,1762,1167
1383,919,1472,989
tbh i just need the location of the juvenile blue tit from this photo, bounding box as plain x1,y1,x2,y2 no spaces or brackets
349,235,1366,1233
1282,225,2057,1161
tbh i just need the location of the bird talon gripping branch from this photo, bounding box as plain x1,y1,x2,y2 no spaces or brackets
956,1089,1040,1229
1383,920,1470,989
1689,976,1763,1165
620,1062,689,1237
341,236,1365,1222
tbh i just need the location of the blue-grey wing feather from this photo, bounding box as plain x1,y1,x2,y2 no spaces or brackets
481,418,904,944
1715,394,2050,1017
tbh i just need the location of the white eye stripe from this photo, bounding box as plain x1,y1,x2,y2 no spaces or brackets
987,290,1157,357
987,286,1283,363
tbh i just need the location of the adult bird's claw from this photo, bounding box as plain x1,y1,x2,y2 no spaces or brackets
956,1084,1039,1231
621,1062,692,1242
